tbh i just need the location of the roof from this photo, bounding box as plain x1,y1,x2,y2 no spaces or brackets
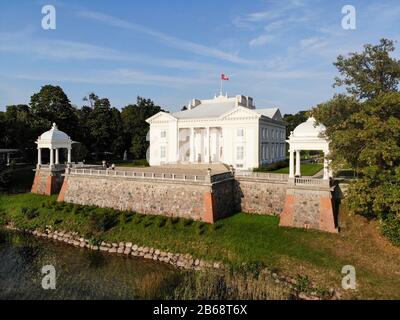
255,108,280,120
172,101,237,119
39,123,70,141
36,123,74,147
292,117,326,138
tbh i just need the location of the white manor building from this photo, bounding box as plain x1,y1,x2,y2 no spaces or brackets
146,94,286,170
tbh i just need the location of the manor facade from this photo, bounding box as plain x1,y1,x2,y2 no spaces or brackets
146,94,286,170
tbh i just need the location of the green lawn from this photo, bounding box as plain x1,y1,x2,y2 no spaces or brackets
116,159,149,167
272,163,323,176
1,193,400,299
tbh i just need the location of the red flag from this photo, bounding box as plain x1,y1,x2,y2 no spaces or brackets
221,73,230,81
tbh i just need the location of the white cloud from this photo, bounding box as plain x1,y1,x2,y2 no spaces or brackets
78,10,255,64
249,34,275,47
13,68,211,88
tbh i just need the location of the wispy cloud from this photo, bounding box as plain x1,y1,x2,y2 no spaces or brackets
0,31,222,72
249,34,275,47
13,68,210,88
78,10,255,64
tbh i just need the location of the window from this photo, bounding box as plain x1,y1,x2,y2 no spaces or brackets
237,146,244,160
161,130,166,138
160,146,166,158
237,129,244,137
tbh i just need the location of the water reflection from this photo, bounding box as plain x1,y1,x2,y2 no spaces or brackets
0,229,180,300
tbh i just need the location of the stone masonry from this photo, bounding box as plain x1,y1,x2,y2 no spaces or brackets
54,169,338,232
58,174,236,223
31,167,64,196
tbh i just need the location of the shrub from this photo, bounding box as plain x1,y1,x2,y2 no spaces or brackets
0,209,6,225
156,216,167,228
253,159,289,172
21,207,39,220
294,274,311,293
181,219,193,227
88,210,119,233
381,214,400,246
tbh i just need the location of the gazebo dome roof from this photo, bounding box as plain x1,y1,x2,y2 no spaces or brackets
37,123,72,146
292,117,326,138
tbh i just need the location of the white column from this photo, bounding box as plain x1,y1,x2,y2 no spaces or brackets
295,150,301,176
55,148,59,164
67,148,72,164
38,148,42,165
189,128,195,163
49,148,54,166
289,149,295,178
205,127,210,163
6,153,10,166
323,151,329,180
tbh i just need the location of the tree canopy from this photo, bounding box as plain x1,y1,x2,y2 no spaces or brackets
0,86,163,163
312,38,400,245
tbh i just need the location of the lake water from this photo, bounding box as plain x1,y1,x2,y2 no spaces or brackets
0,228,181,299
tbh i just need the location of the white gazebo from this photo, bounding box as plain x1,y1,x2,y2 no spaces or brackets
35,123,74,168
287,117,331,180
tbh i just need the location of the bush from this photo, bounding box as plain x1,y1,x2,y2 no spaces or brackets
156,216,167,228
21,207,39,220
88,210,119,233
0,209,6,225
254,159,289,172
381,214,400,246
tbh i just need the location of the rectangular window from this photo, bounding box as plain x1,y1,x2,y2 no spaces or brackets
161,130,166,138
237,129,244,137
160,146,166,158
237,146,244,160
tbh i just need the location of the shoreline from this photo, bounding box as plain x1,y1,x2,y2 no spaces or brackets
2,224,337,300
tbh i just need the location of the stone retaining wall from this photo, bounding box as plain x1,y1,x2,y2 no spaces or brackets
56,170,337,232
234,178,287,215
59,175,237,223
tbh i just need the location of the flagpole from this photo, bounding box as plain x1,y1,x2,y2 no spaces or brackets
220,77,223,96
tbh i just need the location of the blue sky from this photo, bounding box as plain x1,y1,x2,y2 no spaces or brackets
0,0,399,114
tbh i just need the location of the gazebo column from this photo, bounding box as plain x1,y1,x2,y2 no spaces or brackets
289,149,295,178
55,148,59,165
49,148,54,166
67,148,72,164
323,151,329,180
37,148,42,165
295,150,301,177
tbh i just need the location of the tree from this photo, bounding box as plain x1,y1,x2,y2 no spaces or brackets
334,38,400,99
283,111,308,138
312,39,400,245
121,97,163,159
84,96,123,159
29,85,79,136
3,105,36,161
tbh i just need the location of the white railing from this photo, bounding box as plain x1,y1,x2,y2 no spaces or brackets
67,168,213,183
294,177,330,186
235,171,289,181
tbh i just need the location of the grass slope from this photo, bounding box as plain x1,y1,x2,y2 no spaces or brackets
272,163,323,176
1,193,400,299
